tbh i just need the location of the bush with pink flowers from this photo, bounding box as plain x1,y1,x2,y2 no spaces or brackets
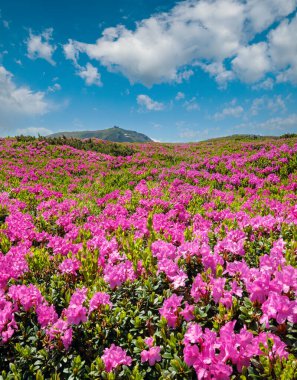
0,135,296,379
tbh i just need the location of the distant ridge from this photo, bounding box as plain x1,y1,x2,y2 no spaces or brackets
201,133,297,142
48,126,153,143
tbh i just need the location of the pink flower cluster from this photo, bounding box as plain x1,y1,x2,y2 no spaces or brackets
0,291,17,342
103,251,137,289
153,241,188,288
59,258,81,275
63,288,88,325
1,137,297,376
101,344,132,372
3,284,59,342
141,337,161,366
47,319,73,350
89,291,112,313
0,244,29,289
159,294,183,328
183,321,288,380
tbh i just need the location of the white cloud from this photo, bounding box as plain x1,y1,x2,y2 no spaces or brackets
15,127,53,136
214,105,244,120
63,39,79,64
47,83,61,93
245,0,297,34
66,0,245,86
77,63,102,86
64,43,103,86
175,91,185,101
235,114,297,132
183,97,200,111
150,137,161,142
176,69,194,83
198,61,235,88
0,65,49,116
269,14,297,83
250,95,287,115
252,77,274,90
62,0,297,86
232,42,270,83
137,94,164,111
27,28,56,65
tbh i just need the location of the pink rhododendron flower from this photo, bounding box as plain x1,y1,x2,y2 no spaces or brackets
159,294,183,328
144,337,154,347
8,284,43,311
260,292,297,326
36,304,58,328
180,302,195,321
64,304,87,325
47,319,73,350
184,323,203,345
183,320,288,378
0,294,17,343
191,274,208,302
101,344,132,372
103,260,136,289
151,240,177,260
157,258,187,289
59,258,81,275
0,244,29,289
61,328,73,351
63,288,88,325
141,346,161,365
89,292,112,313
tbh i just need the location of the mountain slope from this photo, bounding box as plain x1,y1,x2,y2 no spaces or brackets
48,126,152,143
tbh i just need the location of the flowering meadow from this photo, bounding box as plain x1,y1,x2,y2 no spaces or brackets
0,136,297,379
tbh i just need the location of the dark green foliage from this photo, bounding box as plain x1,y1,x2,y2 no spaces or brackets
15,135,136,157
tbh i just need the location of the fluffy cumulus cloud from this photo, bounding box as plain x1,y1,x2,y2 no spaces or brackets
77,63,102,86
0,66,49,116
244,0,297,33
269,15,297,83
63,0,297,86
213,99,244,120
27,28,56,65
137,95,164,111
63,43,102,86
232,43,271,83
197,62,235,88
63,39,79,64
214,105,244,120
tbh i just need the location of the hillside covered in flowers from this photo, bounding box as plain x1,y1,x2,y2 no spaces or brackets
0,136,296,379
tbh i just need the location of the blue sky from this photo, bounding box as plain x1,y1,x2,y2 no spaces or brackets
0,0,297,142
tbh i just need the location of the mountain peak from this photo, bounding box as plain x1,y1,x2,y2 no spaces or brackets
48,127,152,143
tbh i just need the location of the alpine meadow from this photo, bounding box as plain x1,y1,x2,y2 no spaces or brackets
0,0,297,379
